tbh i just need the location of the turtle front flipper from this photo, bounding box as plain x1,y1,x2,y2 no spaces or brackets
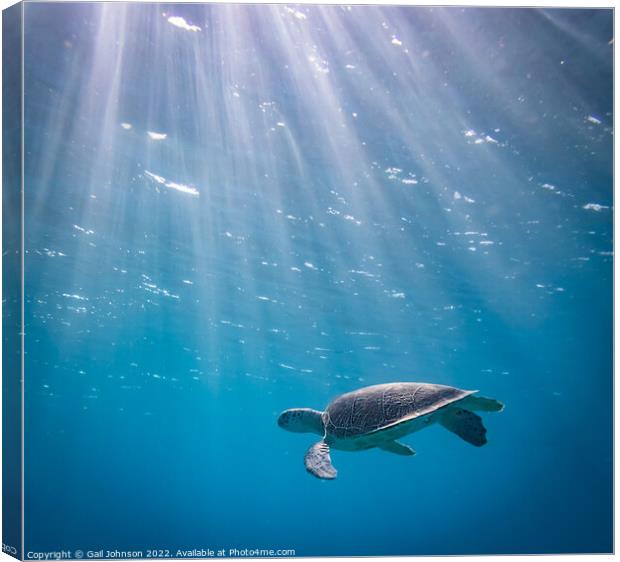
305,441,337,479
378,440,416,456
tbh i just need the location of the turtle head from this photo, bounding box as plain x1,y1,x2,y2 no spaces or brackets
277,408,324,435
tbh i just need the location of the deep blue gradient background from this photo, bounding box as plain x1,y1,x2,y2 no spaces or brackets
21,4,612,556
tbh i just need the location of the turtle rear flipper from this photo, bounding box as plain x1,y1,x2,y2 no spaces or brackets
440,408,487,446
378,440,416,456
462,395,504,412
305,441,337,479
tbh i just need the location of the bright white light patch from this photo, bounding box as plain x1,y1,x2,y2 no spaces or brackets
391,36,402,46
147,131,167,140
164,182,200,197
583,203,609,212
284,7,306,20
167,16,201,32
144,170,200,197
62,293,88,301
120,123,132,130
73,224,94,235
586,115,602,125
308,55,329,74
145,171,166,184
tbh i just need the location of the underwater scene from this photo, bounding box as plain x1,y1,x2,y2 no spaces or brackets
21,3,612,557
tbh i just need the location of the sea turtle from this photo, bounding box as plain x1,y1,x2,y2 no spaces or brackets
277,382,503,479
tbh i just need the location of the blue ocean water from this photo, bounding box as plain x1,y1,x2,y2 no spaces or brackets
21,3,612,557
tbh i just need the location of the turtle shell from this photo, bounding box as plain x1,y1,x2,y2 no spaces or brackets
324,382,475,439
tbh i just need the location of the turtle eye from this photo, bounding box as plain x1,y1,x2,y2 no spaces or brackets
277,411,290,427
